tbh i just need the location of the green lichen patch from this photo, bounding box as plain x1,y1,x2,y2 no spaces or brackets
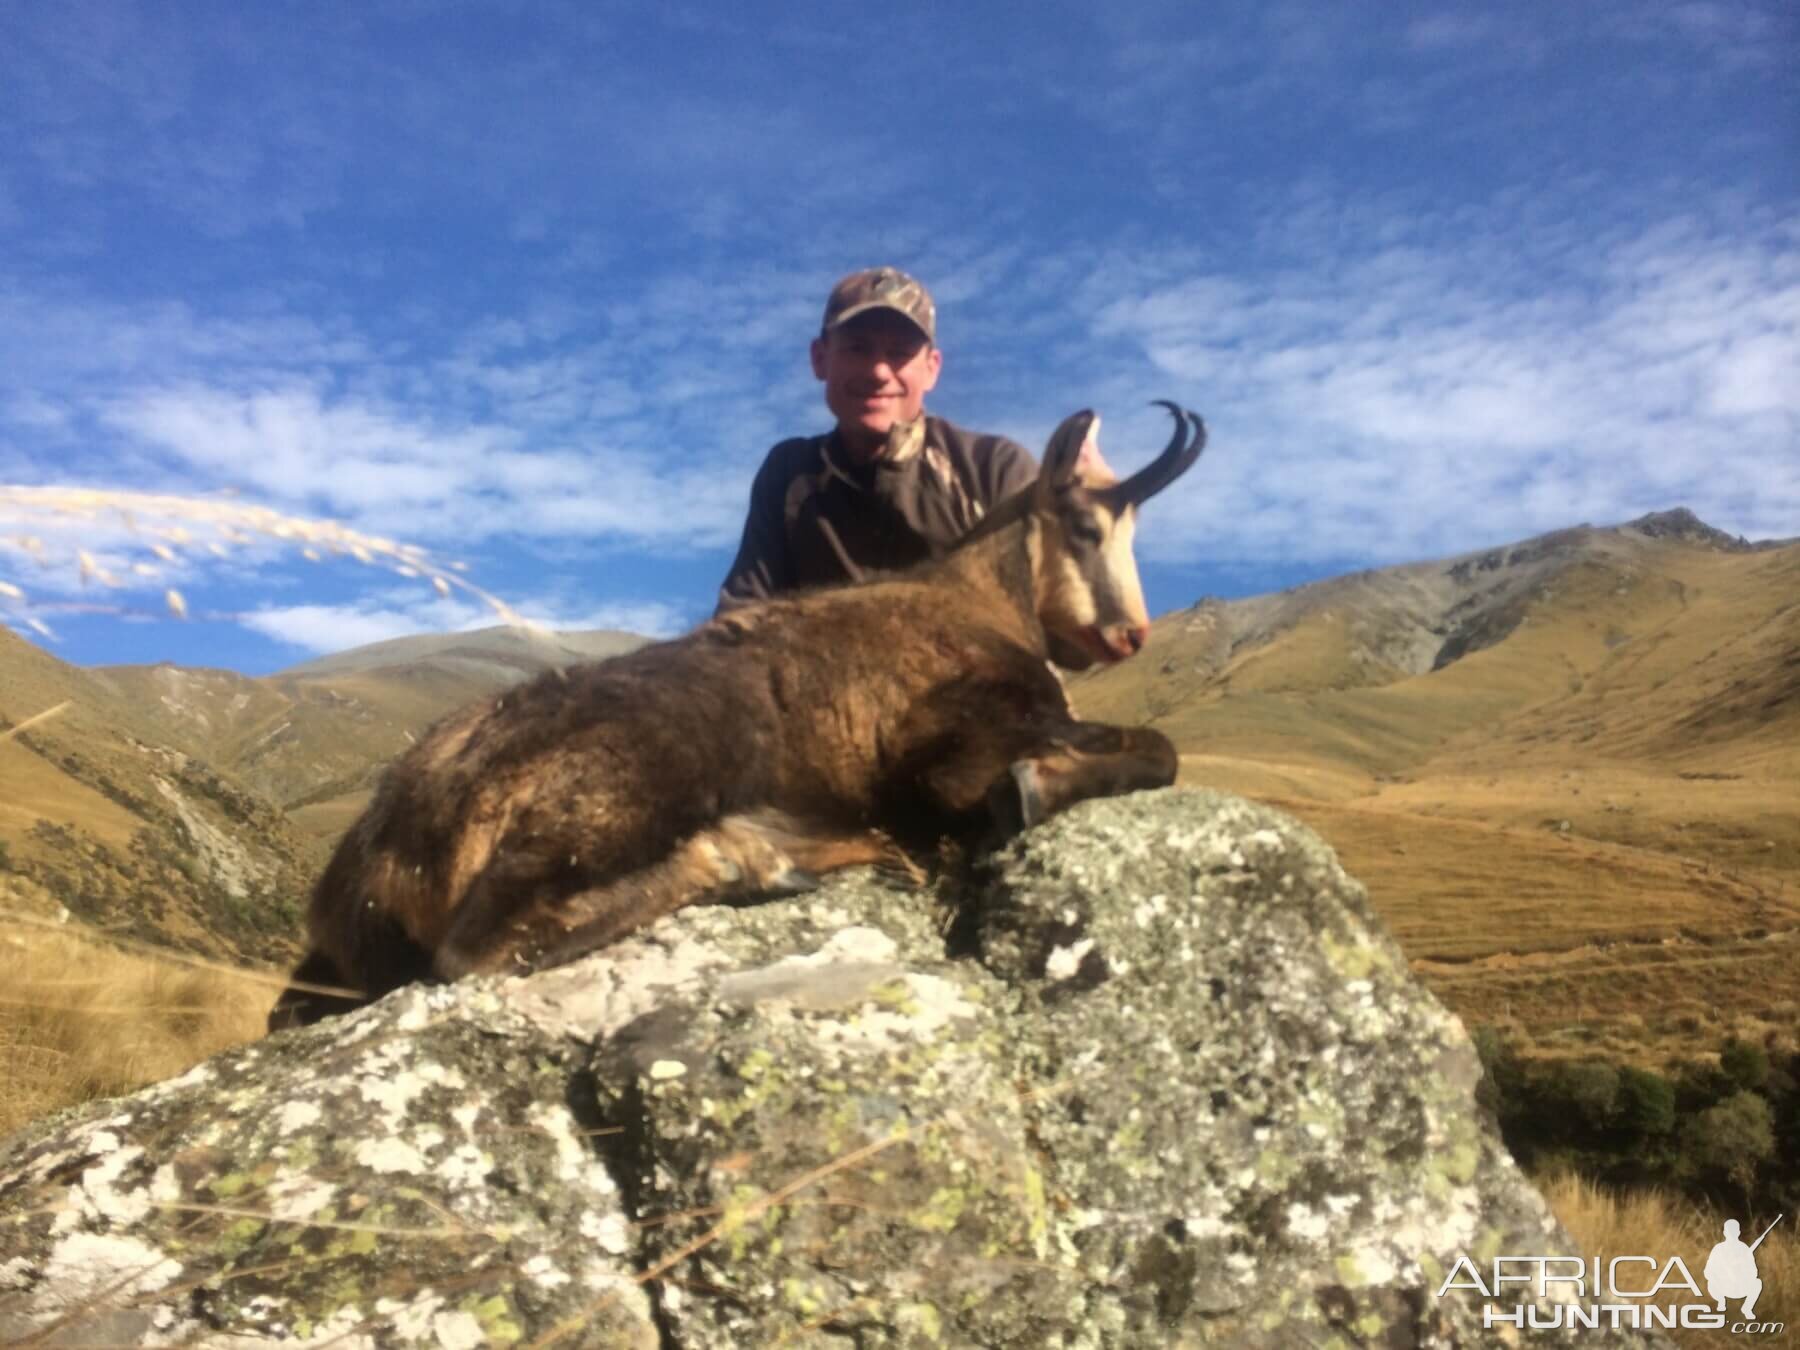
0,984,657,1346
0,791,1652,1349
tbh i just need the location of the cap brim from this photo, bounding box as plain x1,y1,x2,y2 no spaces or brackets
825,301,932,340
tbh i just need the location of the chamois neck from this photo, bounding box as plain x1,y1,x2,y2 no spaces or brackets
933,502,1049,657
955,482,1038,545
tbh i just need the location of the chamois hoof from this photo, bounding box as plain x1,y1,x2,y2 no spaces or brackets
1010,760,1048,830
763,865,823,896
875,851,930,890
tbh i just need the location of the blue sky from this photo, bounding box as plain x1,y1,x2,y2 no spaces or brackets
1,1,1794,675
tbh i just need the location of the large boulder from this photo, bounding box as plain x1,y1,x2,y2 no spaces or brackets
0,789,1665,1346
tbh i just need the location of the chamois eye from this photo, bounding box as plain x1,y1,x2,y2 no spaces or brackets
1071,519,1104,547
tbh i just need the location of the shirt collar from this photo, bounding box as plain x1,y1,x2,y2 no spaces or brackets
822,416,928,486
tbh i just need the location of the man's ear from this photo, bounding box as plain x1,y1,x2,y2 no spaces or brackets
810,335,829,381
919,344,943,392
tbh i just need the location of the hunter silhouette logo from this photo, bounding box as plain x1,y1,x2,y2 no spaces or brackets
1437,1213,1785,1335
1707,1217,1780,1320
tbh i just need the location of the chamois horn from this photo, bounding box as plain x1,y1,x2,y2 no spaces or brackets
1100,401,1207,509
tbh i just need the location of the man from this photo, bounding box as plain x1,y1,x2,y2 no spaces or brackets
716,267,1038,611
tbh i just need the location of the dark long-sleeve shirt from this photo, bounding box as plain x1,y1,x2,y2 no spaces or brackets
716,415,1038,612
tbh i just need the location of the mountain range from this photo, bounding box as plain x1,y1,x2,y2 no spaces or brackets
0,622,643,964
2,507,1794,1065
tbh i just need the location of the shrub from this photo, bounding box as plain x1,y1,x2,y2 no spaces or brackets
1720,1036,1770,1093
1542,1059,1621,1137
1471,1024,1525,1123
1671,1057,1732,1114
1680,1090,1775,1198
1613,1065,1676,1142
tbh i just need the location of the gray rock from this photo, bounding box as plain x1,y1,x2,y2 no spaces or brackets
0,789,1668,1346
0,983,660,1347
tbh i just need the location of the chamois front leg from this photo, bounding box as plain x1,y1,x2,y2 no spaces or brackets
990,721,1178,833
899,686,1177,842
267,948,378,1031
437,809,911,977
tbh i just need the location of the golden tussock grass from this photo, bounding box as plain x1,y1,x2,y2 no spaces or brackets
0,918,278,1137
1540,1168,1798,1345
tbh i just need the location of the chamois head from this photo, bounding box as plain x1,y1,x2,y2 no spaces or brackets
1034,400,1206,671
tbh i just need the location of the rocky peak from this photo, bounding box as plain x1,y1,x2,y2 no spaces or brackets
1623,507,1753,552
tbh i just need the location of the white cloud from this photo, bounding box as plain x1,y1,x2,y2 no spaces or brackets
0,252,840,566
1404,14,1499,52
6,198,1795,597
240,602,443,654
1634,3,1788,70
239,590,687,654
1087,211,1800,562
3,393,72,431
1,0,1792,623
1707,334,1798,418
104,385,505,510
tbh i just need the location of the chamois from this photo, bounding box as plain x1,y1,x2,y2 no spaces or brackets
269,402,1206,1028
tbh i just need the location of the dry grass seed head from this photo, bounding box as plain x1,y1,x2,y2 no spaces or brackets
1,485,536,633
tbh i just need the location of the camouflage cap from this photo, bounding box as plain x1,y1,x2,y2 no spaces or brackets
821,267,937,343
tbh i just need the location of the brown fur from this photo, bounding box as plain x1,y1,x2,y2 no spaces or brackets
269,405,1204,1028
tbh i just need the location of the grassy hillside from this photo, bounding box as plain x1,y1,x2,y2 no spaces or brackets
93,625,647,832
0,623,650,1133
0,630,318,968
1077,519,1800,1069
2,515,1792,1138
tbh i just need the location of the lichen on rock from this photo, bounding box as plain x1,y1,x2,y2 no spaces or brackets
0,789,1668,1346
0,984,658,1347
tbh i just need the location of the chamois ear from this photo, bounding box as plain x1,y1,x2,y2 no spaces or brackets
1039,410,1100,498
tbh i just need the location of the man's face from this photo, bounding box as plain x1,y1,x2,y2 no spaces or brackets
810,310,943,455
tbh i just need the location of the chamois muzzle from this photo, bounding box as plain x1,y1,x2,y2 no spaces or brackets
1097,401,1207,510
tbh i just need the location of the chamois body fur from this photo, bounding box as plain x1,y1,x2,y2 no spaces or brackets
271,405,1204,1027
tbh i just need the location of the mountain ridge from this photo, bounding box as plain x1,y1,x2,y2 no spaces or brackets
3,509,1796,1069
84,625,649,813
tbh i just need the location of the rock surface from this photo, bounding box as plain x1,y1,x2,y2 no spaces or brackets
0,789,1667,1346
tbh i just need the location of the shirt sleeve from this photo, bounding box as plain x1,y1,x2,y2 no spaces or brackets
985,436,1040,506
715,443,798,614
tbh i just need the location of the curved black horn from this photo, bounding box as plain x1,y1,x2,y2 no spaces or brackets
1102,401,1206,508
